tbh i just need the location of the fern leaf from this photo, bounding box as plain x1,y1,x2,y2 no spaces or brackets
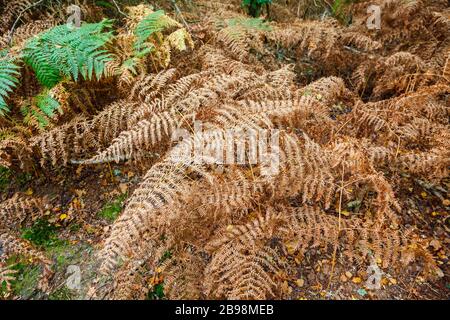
0,52,20,116
23,20,113,88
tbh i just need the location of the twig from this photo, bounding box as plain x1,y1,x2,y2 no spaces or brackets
7,0,44,46
171,0,191,31
327,163,345,290
111,0,128,17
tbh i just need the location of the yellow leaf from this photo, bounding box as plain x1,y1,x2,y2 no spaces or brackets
341,210,350,217
286,242,296,255
352,277,362,284
420,192,427,198
295,278,305,287
25,188,33,195
59,213,68,221
389,278,397,285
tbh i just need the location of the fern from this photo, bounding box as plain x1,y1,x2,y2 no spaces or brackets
20,91,61,128
242,0,272,17
226,17,271,31
134,10,181,57
22,19,113,88
0,51,20,116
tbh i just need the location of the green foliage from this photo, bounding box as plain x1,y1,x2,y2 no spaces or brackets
134,10,181,57
21,91,61,128
148,283,165,300
22,219,64,249
1,256,40,299
98,193,127,221
0,166,11,192
226,17,271,31
0,51,20,115
330,0,354,25
49,286,75,300
22,20,113,88
242,0,272,17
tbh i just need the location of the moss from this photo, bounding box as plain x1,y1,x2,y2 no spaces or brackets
148,283,165,300
49,286,75,300
1,256,41,299
21,219,66,249
0,166,11,192
98,193,127,222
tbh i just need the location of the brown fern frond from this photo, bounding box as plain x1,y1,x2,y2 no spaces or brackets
0,194,49,229
0,262,17,294
162,249,205,300
0,135,33,169
129,69,177,103
80,110,183,164
204,206,281,300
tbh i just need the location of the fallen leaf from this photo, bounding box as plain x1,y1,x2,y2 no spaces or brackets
295,278,305,287
75,189,86,197
429,239,441,251
59,213,68,221
341,210,350,217
25,188,33,195
352,277,362,284
119,183,128,194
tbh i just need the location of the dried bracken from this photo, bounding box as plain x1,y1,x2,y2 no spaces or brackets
0,0,448,300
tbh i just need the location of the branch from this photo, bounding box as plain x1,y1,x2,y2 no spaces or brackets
111,0,128,17
7,0,44,46
171,0,190,31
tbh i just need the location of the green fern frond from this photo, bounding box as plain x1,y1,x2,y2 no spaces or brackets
22,19,113,88
241,0,272,17
134,10,181,56
226,17,271,31
20,91,61,129
0,51,20,116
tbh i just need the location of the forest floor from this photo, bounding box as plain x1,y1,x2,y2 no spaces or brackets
2,162,448,300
